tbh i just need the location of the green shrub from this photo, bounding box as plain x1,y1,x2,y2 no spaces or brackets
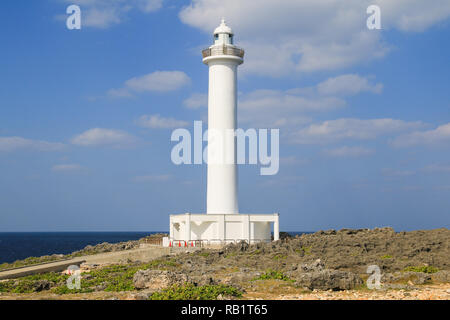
253,269,293,282
224,252,238,259
198,252,210,257
1,258,180,295
272,254,287,260
250,249,261,256
0,281,14,293
295,246,312,255
403,266,439,274
52,259,179,294
0,272,69,294
149,284,242,300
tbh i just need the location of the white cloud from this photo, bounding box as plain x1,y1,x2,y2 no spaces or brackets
434,185,450,191
180,0,450,75
235,74,382,128
280,156,309,166
125,71,190,92
108,71,191,97
381,168,416,177
0,137,65,152
52,164,83,172
157,74,382,129
137,0,164,13
183,93,208,109
133,174,172,182
290,118,424,144
71,128,138,147
136,114,189,129
239,89,344,128
240,89,346,112
374,0,450,32
390,123,450,147
82,7,121,28
62,0,163,28
258,175,304,187
423,164,450,173
317,74,383,96
323,146,375,157
107,87,134,98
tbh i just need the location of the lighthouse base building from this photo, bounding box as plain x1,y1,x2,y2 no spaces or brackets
169,213,280,245
169,20,280,246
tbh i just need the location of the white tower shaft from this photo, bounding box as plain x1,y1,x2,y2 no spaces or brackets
207,60,239,214
202,19,244,214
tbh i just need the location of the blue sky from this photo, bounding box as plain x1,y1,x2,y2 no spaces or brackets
0,0,449,232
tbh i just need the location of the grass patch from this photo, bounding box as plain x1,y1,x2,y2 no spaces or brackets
60,259,180,294
1,258,181,295
149,284,242,300
295,246,312,255
0,256,68,272
0,272,69,294
403,266,439,274
380,255,393,259
224,252,238,259
272,254,288,261
253,269,294,282
198,252,211,258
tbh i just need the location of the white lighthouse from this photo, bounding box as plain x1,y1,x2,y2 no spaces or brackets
204,19,241,215
169,19,279,246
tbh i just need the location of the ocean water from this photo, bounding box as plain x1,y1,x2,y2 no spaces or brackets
0,232,161,264
0,231,311,264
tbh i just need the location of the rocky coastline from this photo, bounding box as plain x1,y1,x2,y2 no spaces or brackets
0,228,449,300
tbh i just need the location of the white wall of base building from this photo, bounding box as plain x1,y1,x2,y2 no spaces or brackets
169,213,279,245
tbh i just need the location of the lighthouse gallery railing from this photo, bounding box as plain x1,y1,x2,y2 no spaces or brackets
202,45,245,59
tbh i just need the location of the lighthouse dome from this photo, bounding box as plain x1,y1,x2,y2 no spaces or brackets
214,18,233,35
213,19,235,45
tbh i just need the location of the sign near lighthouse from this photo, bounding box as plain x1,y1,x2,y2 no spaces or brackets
169,19,280,246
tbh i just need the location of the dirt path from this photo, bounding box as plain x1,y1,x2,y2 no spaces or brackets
245,284,450,300
1,284,449,300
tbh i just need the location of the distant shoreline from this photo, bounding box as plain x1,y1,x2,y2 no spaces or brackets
0,232,158,265
0,231,313,265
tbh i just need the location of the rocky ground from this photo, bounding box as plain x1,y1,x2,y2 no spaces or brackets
1,228,449,300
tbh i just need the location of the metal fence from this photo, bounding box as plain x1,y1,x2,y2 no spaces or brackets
141,237,163,246
169,238,270,248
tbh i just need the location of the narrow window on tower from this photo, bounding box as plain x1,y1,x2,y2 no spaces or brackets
230,35,233,44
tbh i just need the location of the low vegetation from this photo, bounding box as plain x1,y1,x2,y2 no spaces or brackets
253,269,293,282
0,256,67,272
272,254,288,260
198,252,211,258
295,246,312,255
0,272,69,294
0,258,180,295
403,266,439,274
149,284,242,300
